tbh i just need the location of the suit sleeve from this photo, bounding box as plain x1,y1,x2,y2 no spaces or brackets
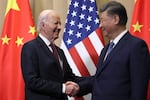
76,76,94,96
130,40,150,100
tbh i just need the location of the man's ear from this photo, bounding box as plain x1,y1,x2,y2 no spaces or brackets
113,15,120,25
41,22,46,28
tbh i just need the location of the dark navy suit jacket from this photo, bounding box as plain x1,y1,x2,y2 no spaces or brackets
21,36,80,100
78,32,150,100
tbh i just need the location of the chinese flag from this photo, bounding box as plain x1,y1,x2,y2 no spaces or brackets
0,0,36,100
130,0,150,100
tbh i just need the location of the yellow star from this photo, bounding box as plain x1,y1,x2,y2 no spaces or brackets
15,36,24,47
1,35,11,45
132,21,143,32
5,0,20,16
28,26,36,36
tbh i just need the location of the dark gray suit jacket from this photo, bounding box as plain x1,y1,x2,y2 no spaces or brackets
21,36,80,100
78,32,150,100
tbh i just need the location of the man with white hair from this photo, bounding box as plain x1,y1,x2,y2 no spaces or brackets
21,9,79,100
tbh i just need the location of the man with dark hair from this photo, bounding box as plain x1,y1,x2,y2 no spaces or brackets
67,1,150,100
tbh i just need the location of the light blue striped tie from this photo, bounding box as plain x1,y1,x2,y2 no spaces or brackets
107,42,114,55
103,42,114,62
104,42,114,61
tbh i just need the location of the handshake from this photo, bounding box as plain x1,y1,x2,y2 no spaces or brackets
65,81,80,97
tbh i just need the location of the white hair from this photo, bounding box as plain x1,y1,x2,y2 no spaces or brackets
36,10,53,33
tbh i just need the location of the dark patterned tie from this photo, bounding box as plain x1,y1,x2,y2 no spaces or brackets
50,43,60,63
50,43,63,73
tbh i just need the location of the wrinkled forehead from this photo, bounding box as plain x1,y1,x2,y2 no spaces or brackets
47,13,61,24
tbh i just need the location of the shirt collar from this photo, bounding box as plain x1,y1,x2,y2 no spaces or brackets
111,29,128,45
39,34,51,46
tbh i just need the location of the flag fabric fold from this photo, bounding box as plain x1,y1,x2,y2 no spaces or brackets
61,0,104,100
130,0,150,100
0,0,36,100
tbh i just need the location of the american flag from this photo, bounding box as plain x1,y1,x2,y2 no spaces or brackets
61,0,104,99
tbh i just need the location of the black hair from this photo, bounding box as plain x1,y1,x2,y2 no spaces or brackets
99,1,128,26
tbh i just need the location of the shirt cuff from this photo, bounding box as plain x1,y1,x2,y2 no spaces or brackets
62,83,66,93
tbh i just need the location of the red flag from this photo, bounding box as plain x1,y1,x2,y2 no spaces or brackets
0,0,36,100
61,0,104,100
130,0,150,100
130,0,150,50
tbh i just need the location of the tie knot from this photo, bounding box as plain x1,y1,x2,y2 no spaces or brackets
49,43,56,52
50,43,54,47
50,43,55,48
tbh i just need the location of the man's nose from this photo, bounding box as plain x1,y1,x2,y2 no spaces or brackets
57,24,61,29
99,24,102,28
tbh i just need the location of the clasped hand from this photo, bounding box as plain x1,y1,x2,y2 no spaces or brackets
65,81,79,97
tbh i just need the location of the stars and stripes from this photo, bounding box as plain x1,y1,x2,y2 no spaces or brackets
63,0,101,50
62,0,104,77
61,0,104,99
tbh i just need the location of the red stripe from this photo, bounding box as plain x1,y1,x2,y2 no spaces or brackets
69,47,90,76
82,37,99,66
74,96,84,100
95,28,105,45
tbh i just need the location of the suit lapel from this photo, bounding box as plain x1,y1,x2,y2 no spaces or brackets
96,32,130,76
36,36,63,73
36,36,54,57
95,44,108,75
